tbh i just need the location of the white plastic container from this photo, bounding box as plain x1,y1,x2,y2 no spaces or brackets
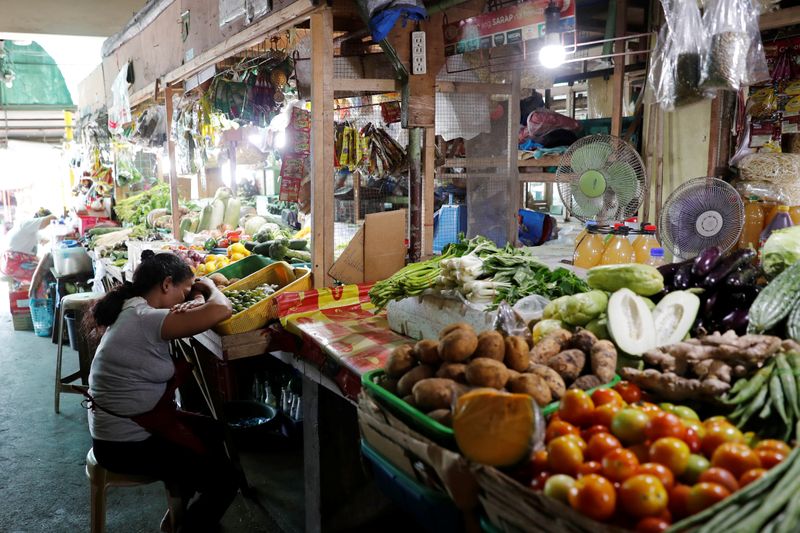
53,246,93,277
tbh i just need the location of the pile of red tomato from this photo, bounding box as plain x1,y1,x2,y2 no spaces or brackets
525,381,791,532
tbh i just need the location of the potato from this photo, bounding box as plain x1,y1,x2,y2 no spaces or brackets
397,365,435,397
465,358,509,389
439,322,475,340
439,329,479,362
436,363,468,383
546,349,586,382
570,328,598,354
506,369,522,383
473,330,505,361
385,344,416,377
413,378,458,411
427,409,452,427
530,329,572,365
412,339,440,365
570,374,603,391
509,374,552,406
590,340,618,383
402,394,417,407
546,328,573,346
527,363,566,400
380,376,399,394
504,336,530,372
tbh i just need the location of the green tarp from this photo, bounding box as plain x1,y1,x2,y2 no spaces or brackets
0,42,72,107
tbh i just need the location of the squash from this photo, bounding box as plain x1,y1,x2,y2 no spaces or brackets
223,197,241,229
453,389,540,467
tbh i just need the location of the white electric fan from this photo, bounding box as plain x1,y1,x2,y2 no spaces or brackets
556,134,647,223
658,177,744,260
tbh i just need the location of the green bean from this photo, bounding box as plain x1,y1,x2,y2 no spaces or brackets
777,353,800,421
759,398,773,419
737,386,769,429
729,377,749,395
762,512,785,533
699,498,761,533
777,490,800,533
724,363,774,405
770,371,790,426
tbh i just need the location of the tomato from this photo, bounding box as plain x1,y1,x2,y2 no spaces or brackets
543,474,576,503
592,388,625,407
635,517,670,533
645,412,687,442
548,436,584,476
592,403,623,428
684,427,702,454
568,474,617,522
586,432,622,462
217,238,230,248
632,402,662,418
673,406,700,421
755,448,785,470
650,438,691,476
611,409,651,444
754,439,791,456
619,474,668,518
629,443,651,463
658,403,676,415
711,442,762,478
703,416,728,427
562,434,588,452
638,463,675,490
701,422,744,457
743,431,759,449
697,467,739,493
559,389,595,427
681,454,710,484
577,461,603,477
687,482,731,514
614,381,642,404
546,420,580,443
532,450,549,472
668,484,692,519
739,468,767,487
602,448,640,482
530,471,551,491
582,424,612,441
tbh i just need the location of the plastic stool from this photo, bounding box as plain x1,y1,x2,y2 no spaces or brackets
85,448,182,533
54,292,103,413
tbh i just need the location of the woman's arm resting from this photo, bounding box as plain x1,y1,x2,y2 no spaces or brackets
160,279,232,339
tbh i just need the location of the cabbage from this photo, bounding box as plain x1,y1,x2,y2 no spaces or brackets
762,225,800,278
244,216,267,236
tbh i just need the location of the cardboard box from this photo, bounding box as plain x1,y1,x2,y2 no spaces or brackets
328,209,407,284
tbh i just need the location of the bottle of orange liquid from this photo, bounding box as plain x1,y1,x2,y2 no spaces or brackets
574,222,605,269
633,225,660,264
739,197,764,251
600,224,634,265
790,206,800,226
762,201,779,231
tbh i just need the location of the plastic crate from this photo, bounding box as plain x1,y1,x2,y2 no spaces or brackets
12,312,34,331
213,262,312,335
362,369,621,449
29,298,54,337
9,288,30,315
214,255,274,285
360,440,463,533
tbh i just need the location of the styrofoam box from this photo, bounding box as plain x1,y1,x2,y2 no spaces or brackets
386,293,497,341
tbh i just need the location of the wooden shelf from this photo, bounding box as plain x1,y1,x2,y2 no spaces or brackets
518,155,562,167
760,6,800,31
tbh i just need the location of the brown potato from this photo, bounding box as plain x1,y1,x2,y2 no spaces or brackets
570,374,603,391
439,322,475,340
506,369,522,383
526,363,566,400
465,358,509,389
570,328,598,354
504,336,530,372
436,363,468,383
412,339,440,365
473,330,505,361
427,409,453,427
509,374,552,406
547,349,587,382
439,329,479,362
380,377,399,394
397,365,435,397
413,378,458,411
590,340,618,383
530,335,567,365
385,344,416,377
402,394,417,407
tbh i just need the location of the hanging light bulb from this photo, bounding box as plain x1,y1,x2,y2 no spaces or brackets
538,1,566,69
2,70,14,89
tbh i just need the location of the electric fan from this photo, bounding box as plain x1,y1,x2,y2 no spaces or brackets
556,134,647,223
658,177,744,260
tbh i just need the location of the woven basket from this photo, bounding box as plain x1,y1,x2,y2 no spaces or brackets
213,262,312,335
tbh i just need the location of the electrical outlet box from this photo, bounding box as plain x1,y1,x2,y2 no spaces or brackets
411,31,426,75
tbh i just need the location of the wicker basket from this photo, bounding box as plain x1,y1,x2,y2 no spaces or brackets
213,262,312,335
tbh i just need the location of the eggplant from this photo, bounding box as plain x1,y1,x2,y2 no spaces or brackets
727,291,751,307
674,262,693,290
692,246,722,277
724,265,759,289
703,249,756,288
658,259,692,285
720,308,749,335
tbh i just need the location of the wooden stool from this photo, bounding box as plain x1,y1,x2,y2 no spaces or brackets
54,292,103,413
85,448,182,533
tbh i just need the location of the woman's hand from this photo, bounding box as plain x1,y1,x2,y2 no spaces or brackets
171,295,205,314
191,277,217,298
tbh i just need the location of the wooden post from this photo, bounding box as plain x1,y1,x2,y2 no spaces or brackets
507,72,521,245
423,127,436,256
611,0,627,137
165,85,181,240
654,108,664,224
408,127,423,262
310,8,334,288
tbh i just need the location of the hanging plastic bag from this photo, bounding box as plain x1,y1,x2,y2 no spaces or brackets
108,63,132,135
668,0,705,107
646,23,677,111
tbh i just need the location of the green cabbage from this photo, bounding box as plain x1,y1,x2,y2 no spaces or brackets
763,225,800,278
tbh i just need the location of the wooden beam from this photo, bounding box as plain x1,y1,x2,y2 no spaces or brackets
507,72,521,245
518,172,561,183
760,6,800,31
165,86,181,240
311,8,335,289
422,127,435,256
436,81,512,95
332,78,398,93
611,0,627,137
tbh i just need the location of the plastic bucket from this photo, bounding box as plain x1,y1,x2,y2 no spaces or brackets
65,311,80,351
29,298,54,337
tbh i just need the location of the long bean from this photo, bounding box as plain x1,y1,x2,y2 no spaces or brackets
759,397,773,419
697,498,761,533
775,488,800,533
724,363,774,405
770,371,790,426
736,386,769,429
776,353,800,421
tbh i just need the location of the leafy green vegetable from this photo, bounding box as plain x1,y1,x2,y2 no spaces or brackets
489,266,589,308
762,225,800,278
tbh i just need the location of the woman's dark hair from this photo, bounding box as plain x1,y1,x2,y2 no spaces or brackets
85,251,193,330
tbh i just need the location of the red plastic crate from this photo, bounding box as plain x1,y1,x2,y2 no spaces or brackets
9,288,31,315
78,216,113,236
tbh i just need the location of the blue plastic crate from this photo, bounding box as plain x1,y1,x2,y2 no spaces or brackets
433,204,467,253
29,298,54,337
361,440,463,533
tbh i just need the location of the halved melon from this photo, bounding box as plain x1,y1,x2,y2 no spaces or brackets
652,290,700,347
453,390,539,467
607,288,657,356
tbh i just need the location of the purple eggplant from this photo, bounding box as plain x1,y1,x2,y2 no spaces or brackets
703,292,720,316
692,246,722,277
674,262,693,290
703,249,756,288
724,265,759,289
658,259,693,287
720,308,749,335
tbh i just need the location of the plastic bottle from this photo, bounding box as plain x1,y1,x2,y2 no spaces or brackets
645,247,666,267
573,223,605,269
739,198,764,251
759,205,794,251
763,201,779,231
790,206,800,226
634,225,660,264
600,224,634,265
